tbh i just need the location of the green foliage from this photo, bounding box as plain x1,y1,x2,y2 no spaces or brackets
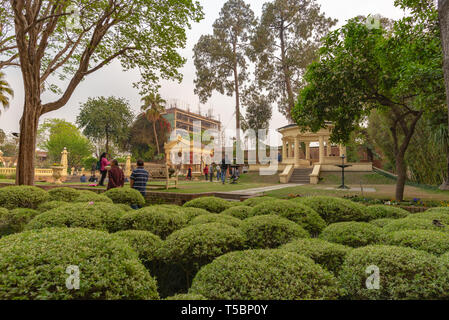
240,215,309,249
48,187,81,202
113,230,163,268
370,218,395,228
189,214,242,228
406,211,449,224
339,245,449,299
242,196,276,207
37,201,69,213
183,197,232,213
104,187,145,206
383,217,449,233
293,196,366,224
119,206,188,239
365,205,410,220
221,206,253,220
0,208,39,237
114,204,133,212
0,186,49,209
251,199,326,235
0,228,158,299
319,222,383,247
165,293,207,300
190,249,342,300
281,238,352,274
75,190,113,204
26,202,125,233
181,207,213,222
383,230,449,255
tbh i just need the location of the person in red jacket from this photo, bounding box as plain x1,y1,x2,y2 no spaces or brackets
107,159,125,190
203,164,209,181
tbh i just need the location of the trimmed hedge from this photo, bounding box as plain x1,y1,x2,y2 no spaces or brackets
180,207,211,222
48,187,81,202
37,201,69,213
383,230,449,255
114,203,133,212
183,197,232,213
189,214,242,228
292,196,366,224
281,238,352,274
0,186,49,209
240,215,309,249
119,206,188,239
370,218,395,228
0,208,40,237
26,202,125,232
365,205,409,220
0,228,159,299
319,222,382,248
165,294,207,300
190,249,342,300
406,211,449,225
113,230,162,267
339,245,449,299
241,196,276,207
383,218,449,233
104,187,145,206
251,200,326,235
75,190,113,204
221,206,253,220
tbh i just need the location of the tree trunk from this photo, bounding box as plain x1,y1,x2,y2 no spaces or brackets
395,151,407,202
153,121,160,154
279,21,295,122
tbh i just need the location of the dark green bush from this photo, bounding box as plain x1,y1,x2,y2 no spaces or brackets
365,205,409,220
165,294,207,300
240,215,309,249
0,186,49,209
281,238,352,274
370,218,395,228
183,197,231,213
48,187,81,202
0,228,159,299
75,190,113,204
104,187,145,206
26,202,125,232
251,200,326,235
339,245,449,299
190,249,342,300
0,208,40,236
180,207,210,222
293,196,366,224
383,218,449,233
37,201,69,213
113,230,162,267
383,230,449,255
407,211,449,225
221,206,253,220
241,196,276,207
319,222,382,247
119,206,188,239
189,214,242,228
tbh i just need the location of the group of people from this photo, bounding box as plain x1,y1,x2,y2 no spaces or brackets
186,156,239,185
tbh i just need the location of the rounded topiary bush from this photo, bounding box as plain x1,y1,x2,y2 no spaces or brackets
26,202,125,232
426,207,449,214
183,197,232,213
0,208,40,237
165,294,207,300
251,200,326,235
406,211,449,225
242,196,276,207
75,190,113,204
114,203,133,212
339,245,449,299
190,249,342,300
370,218,395,228
104,187,145,206
319,222,382,248
240,215,309,249
180,207,210,222
0,228,159,299
383,218,449,233
37,201,69,213
281,238,352,274
119,206,188,239
0,186,49,209
293,196,366,224
221,206,253,220
189,214,242,228
113,230,162,267
383,230,449,255
48,187,81,202
365,205,409,221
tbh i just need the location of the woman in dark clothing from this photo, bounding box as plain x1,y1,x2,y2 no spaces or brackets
107,159,125,190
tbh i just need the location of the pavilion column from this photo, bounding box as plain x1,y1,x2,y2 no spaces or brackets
327,140,332,156
282,139,287,163
294,137,300,167
305,143,311,160
319,136,325,164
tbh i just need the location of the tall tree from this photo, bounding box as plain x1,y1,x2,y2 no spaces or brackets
293,12,445,201
76,96,134,155
250,0,336,120
193,0,256,142
0,0,203,185
141,92,166,155
0,71,13,111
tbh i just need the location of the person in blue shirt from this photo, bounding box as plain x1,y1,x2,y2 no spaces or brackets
130,159,149,209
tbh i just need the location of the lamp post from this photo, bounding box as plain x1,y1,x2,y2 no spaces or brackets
337,154,351,190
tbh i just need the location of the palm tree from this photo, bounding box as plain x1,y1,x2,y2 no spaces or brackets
141,93,166,154
0,72,14,113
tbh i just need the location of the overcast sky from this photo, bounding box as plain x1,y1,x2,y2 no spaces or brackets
0,0,407,136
